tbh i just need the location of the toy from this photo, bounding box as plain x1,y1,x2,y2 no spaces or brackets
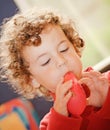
64,72,86,115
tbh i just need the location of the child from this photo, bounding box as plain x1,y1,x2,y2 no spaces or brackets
0,8,110,130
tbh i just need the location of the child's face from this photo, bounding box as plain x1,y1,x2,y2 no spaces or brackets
22,24,82,93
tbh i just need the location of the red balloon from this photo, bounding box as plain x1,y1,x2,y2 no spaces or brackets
64,72,86,115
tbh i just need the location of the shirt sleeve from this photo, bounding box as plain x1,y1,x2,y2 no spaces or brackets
97,85,110,118
40,108,82,130
86,87,110,130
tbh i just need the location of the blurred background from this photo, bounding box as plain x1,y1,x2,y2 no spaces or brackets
0,0,110,122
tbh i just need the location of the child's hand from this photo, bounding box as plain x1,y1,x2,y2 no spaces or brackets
53,78,73,116
79,71,109,107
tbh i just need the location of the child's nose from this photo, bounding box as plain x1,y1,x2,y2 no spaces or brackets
56,55,66,68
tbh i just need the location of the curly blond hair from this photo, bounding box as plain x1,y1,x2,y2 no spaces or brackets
0,8,84,100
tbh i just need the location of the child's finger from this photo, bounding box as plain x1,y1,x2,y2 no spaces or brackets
55,79,72,99
82,71,101,78
64,91,73,104
79,78,94,91
62,80,73,95
79,78,92,86
56,77,64,91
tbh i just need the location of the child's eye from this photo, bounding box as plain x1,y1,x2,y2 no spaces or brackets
60,47,69,53
41,59,50,66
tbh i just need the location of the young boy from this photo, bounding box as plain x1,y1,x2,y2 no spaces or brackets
0,8,110,130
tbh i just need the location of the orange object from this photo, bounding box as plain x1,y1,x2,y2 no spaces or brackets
0,98,39,130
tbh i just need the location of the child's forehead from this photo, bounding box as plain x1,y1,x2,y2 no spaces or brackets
40,24,66,41
40,24,66,44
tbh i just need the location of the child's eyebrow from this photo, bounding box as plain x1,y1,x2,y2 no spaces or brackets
37,52,48,61
37,40,67,60
58,40,67,46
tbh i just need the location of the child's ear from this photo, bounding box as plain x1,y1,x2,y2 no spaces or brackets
31,78,40,88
